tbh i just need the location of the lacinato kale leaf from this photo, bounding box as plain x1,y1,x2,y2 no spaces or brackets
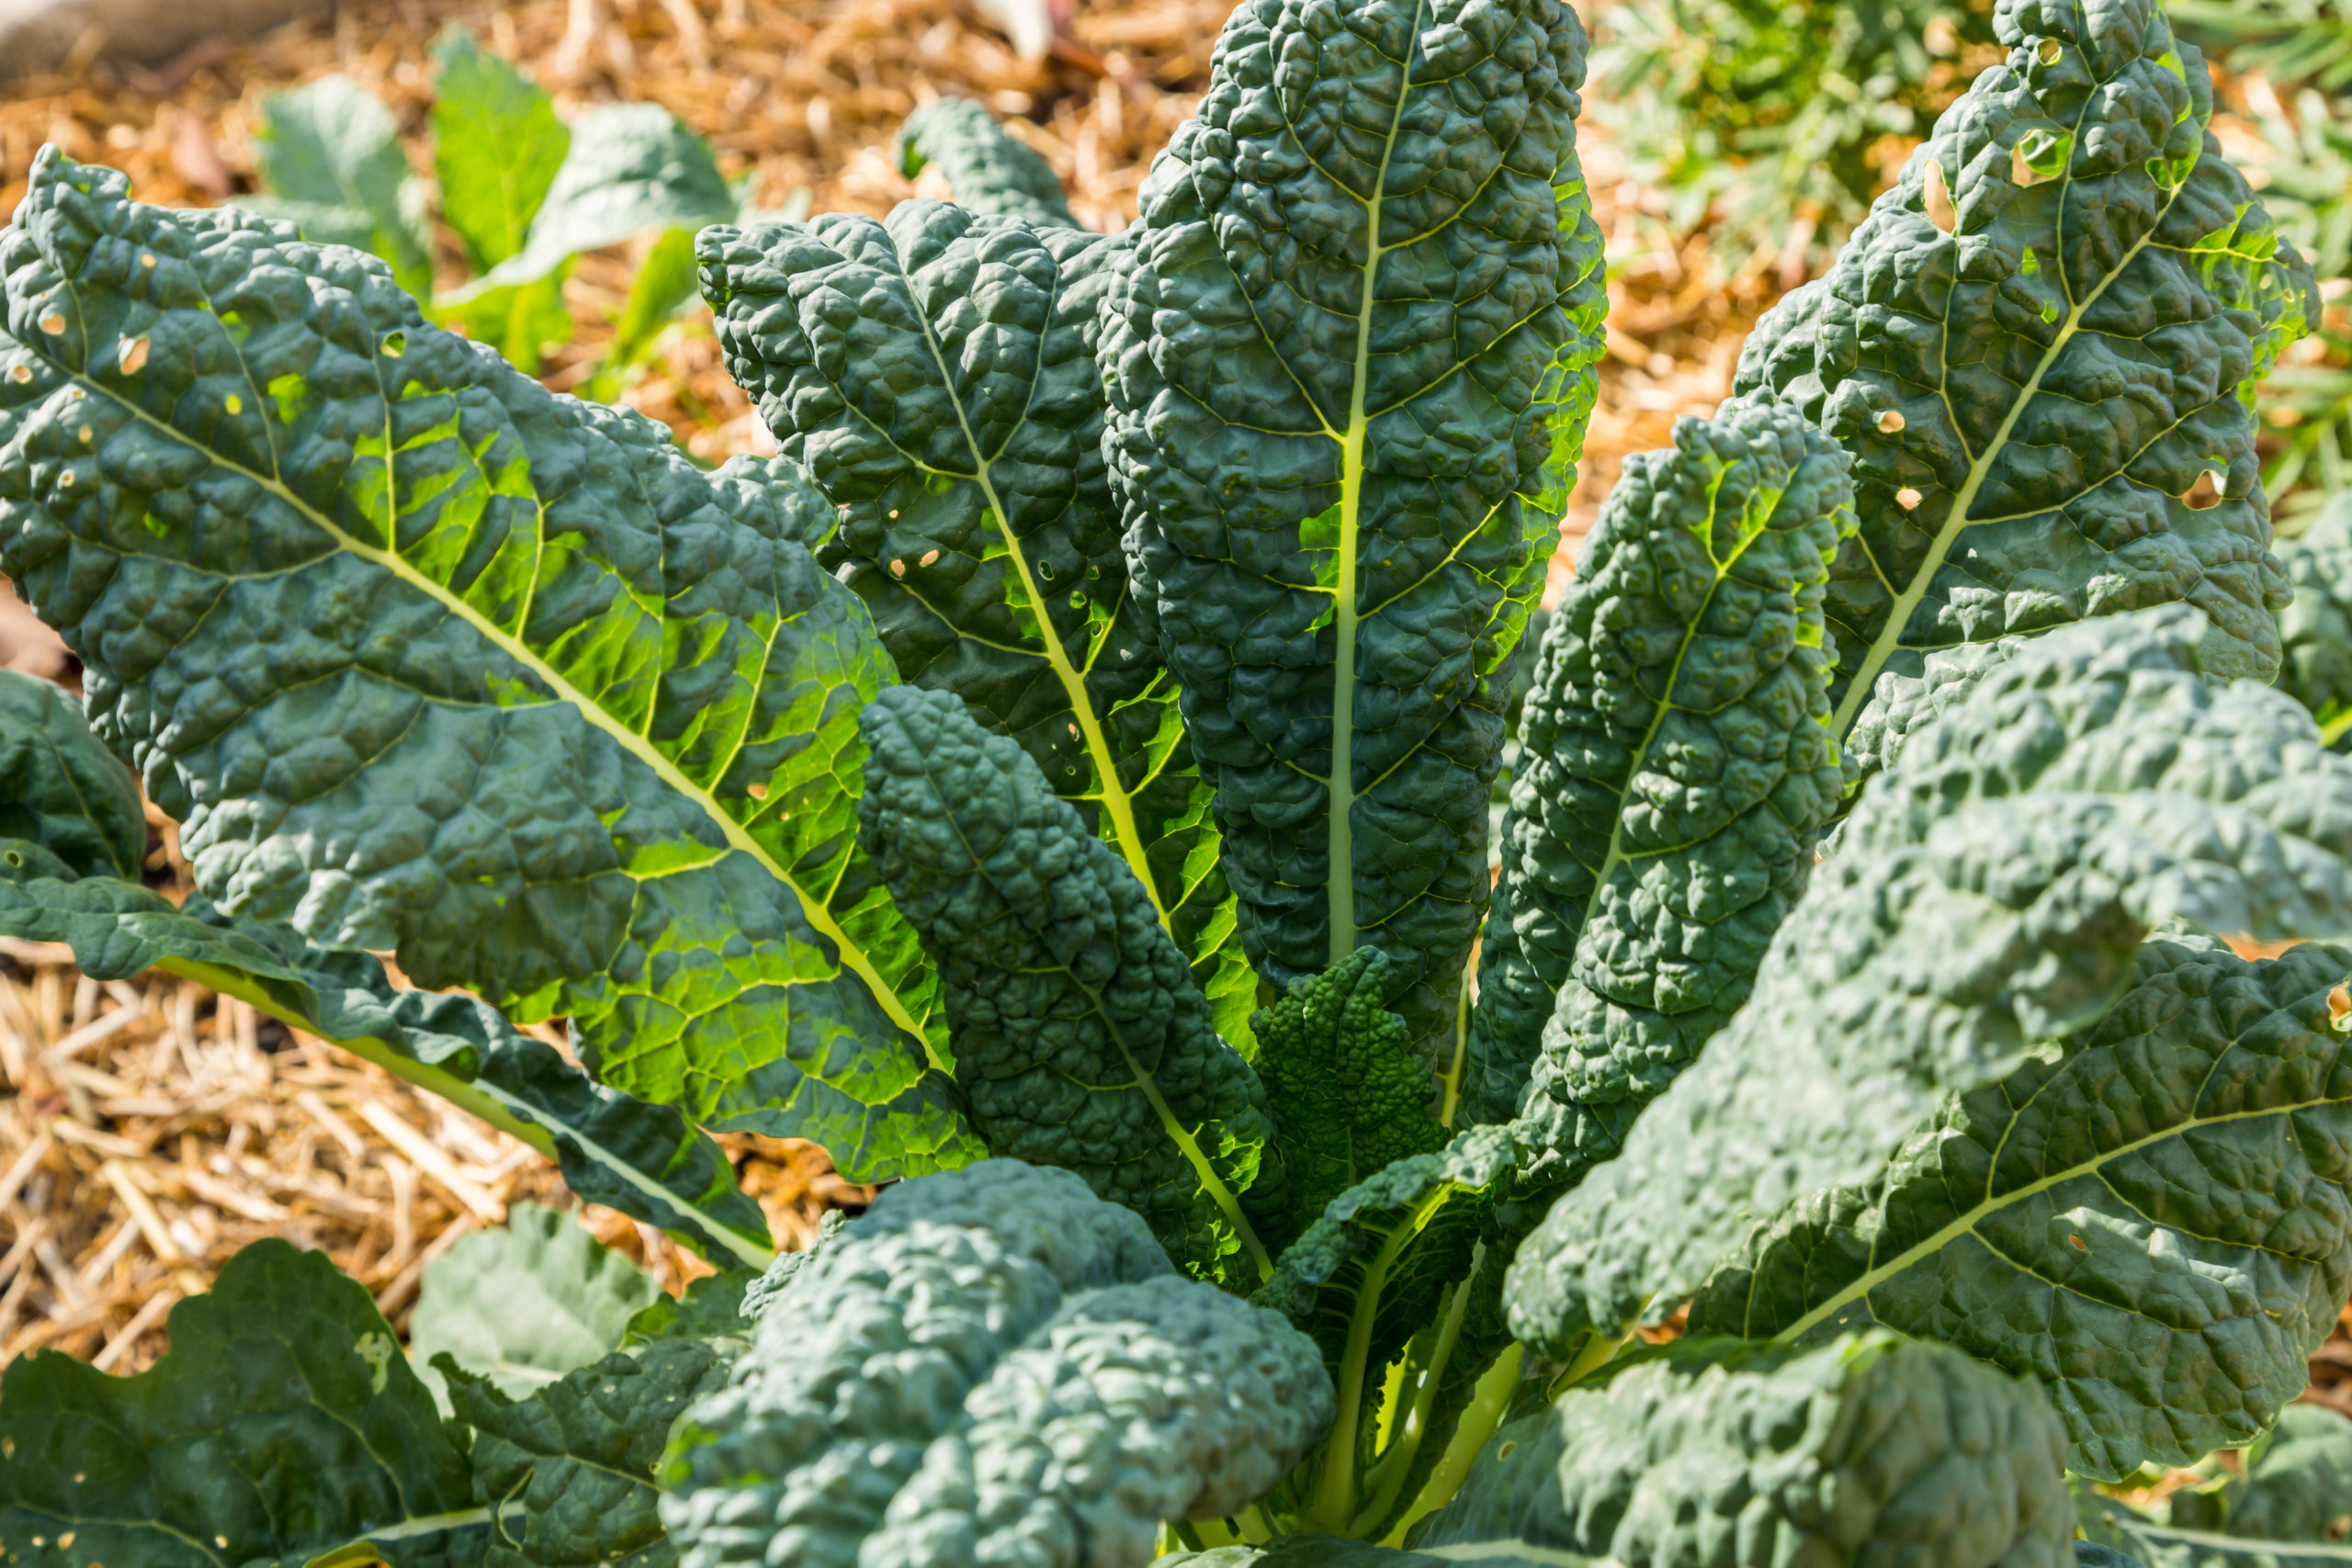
2277,495,2352,748
1735,0,2316,741
660,1161,1333,1568
857,682,1285,1285
1464,391,1856,1138
0,668,144,881
896,98,1081,229
1097,0,1607,1061
0,150,976,1183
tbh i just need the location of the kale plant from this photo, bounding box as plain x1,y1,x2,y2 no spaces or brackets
0,0,2344,1562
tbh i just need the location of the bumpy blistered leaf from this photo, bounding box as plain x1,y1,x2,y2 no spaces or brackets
1505,609,2352,1366
1462,392,1855,1136
247,75,433,299
450,1338,732,1568
857,684,1283,1285
1096,0,1607,1059
2277,495,2352,748
413,1207,662,1401
1691,934,2352,1477
1255,1126,1528,1542
0,1241,491,1568
0,668,142,880
1255,946,1445,1234
701,199,1257,1048
0,150,976,1183
1408,1333,2075,1568
1735,0,2316,741
2168,1404,2352,1543
660,1161,1333,1568
896,98,1079,228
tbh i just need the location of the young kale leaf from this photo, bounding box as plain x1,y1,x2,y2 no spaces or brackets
0,151,973,1182
1736,0,2317,739
702,200,1257,1046
2277,495,2352,748
660,1161,1332,1568
1463,391,1855,1137
1097,0,1607,1061
896,98,1081,229
857,683,1284,1285
0,668,143,881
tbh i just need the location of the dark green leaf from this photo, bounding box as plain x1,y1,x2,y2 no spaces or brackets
0,151,976,1183
0,1240,491,1568
2171,1404,2352,1542
621,1267,756,1347
1734,0,2316,744
856,684,1284,1286
0,668,141,880
2278,495,2352,748
701,199,1258,1052
895,97,1079,228
1505,608,2352,1366
430,28,570,270
1463,390,1856,1136
250,76,432,299
1096,0,1607,1059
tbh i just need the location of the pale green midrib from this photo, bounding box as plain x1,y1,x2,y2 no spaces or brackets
61,362,933,1053
1304,1179,1455,1532
1827,114,2178,739
1328,40,1419,968
160,956,777,1269
316,1505,499,1548
2112,1522,2352,1562
1767,1080,2351,1343
1352,1240,1480,1536
1414,1540,1607,1566
2322,707,2352,749
892,257,1169,923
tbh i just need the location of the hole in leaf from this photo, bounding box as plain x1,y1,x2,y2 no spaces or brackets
1496,1440,1519,1462
889,558,906,577
141,252,157,267
1037,558,1055,580
920,548,940,567
6,365,28,383
747,783,767,799
2039,37,2062,65
1067,722,1080,738
78,426,91,444
381,331,406,358
1877,410,1905,434
2067,1234,2086,1250
224,393,243,415
58,468,74,487
1069,591,1086,607
1922,161,1957,234
1895,487,1924,510
38,311,65,335
119,336,149,375
2184,470,2225,509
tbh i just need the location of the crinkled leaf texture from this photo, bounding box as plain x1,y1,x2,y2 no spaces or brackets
0,150,978,1182
1688,933,2352,1478
1097,0,1607,1058
857,684,1284,1286
2277,495,2352,748
1408,1332,2075,1568
1505,608,2352,1427
701,198,1259,1049
1464,390,1856,1139
0,666,771,1265
0,668,143,880
659,1160,1334,1568
1734,0,2316,743
0,1240,492,1568
896,98,1080,228
412,1205,662,1401
448,1337,733,1568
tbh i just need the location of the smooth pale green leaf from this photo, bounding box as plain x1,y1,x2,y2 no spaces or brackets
251,75,432,298
894,97,1079,228
856,684,1284,1287
0,1240,492,1568
0,860,773,1264
702,200,1258,1054
2171,1404,2352,1541
1463,391,1856,1138
582,226,699,400
1254,1125,1529,1541
1688,934,2352,1479
659,1160,1333,1568
1408,1333,2075,1568
412,1207,661,1400
430,28,570,270
1733,0,2316,746
0,150,977,1183
0,667,141,879
447,1338,731,1568
454,104,733,298
1505,608,2352,1365
430,267,575,375
1095,0,1606,1061
2278,494,2352,748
